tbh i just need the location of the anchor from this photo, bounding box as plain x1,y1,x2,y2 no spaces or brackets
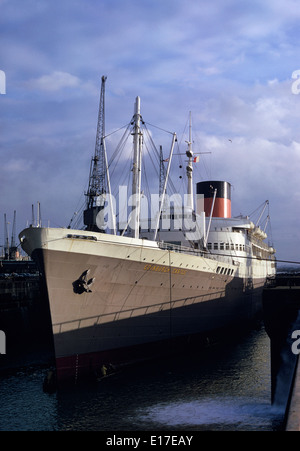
73,269,95,294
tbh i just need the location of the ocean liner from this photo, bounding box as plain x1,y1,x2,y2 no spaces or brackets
19,78,276,384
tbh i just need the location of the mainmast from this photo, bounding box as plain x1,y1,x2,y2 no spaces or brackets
186,111,194,211
131,96,142,238
159,145,165,198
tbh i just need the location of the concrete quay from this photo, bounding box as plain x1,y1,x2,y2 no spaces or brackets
263,274,300,430
285,357,300,431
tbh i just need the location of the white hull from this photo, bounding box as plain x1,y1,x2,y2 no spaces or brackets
20,226,275,383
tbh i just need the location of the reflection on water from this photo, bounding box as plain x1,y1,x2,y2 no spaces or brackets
0,326,284,431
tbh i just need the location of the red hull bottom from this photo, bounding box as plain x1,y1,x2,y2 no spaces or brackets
54,321,257,386
56,336,193,385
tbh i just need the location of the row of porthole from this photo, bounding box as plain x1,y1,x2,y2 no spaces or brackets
126,254,203,270
134,280,240,293
137,281,224,290
160,283,203,289
127,254,203,270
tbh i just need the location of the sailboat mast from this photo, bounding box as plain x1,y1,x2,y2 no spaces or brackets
131,96,142,238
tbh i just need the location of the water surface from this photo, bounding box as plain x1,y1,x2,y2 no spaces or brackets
0,326,284,431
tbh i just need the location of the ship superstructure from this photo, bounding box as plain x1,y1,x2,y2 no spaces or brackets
19,79,276,384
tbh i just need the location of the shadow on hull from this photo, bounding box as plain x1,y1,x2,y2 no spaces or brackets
30,248,267,387
52,283,264,386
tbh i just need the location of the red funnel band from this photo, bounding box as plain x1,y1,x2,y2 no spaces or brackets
204,197,231,218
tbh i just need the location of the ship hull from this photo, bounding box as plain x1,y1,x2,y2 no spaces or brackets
52,279,265,383
20,227,274,384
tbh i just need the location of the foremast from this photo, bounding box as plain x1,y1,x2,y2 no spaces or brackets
131,97,143,238
130,97,177,242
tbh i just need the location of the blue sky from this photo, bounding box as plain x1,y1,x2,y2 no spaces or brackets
1,0,300,263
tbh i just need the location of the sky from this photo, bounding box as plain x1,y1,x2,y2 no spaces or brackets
1,0,300,264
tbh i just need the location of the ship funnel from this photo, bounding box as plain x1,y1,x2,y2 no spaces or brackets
196,181,231,218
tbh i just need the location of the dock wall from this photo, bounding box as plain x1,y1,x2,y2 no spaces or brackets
0,261,54,368
263,274,300,430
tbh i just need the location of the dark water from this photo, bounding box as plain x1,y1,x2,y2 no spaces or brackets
0,326,284,431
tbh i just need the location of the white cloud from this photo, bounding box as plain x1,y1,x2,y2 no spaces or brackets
2,0,300,261
28,71,81,92
3,158,32,173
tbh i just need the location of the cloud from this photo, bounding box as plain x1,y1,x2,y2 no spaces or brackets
27,71,81,92
3,158,32,173
1,0,300,262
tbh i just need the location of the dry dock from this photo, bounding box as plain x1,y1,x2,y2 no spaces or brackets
263,274,300,430
0,260,54,369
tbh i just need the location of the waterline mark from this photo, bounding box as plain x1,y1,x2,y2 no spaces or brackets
0,70,6,94
0,330,6,354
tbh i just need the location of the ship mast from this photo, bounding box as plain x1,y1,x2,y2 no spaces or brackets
159,145,165,198
131,96,142,238
186,111,194,211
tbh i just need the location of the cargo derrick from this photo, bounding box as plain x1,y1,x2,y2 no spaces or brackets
84,76,107,232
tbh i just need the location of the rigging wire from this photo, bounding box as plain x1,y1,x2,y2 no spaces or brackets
142,155,151,207
104,123,131,139
70,108,280,265
144,121,175,135
107,122,132,174
248,201,268,220
207,251,299,266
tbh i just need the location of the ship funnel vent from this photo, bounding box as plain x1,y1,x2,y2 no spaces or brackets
196,181,231,218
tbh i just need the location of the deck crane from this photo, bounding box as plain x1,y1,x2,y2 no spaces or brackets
3,211,17,260
4,213,9,259
84,75,108,232
11,210,16,250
